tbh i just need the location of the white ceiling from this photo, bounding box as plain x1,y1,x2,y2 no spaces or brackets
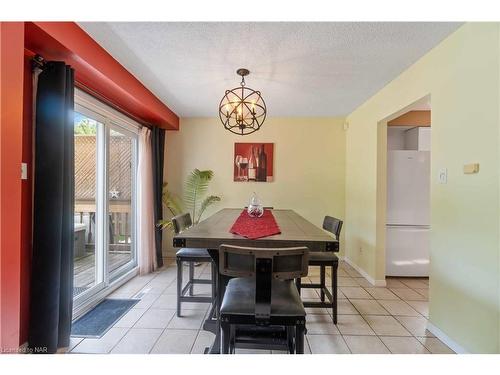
79,22,461,118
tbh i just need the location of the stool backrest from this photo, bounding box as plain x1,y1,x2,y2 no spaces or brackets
219,244,309,324
171,213,193,235
323,216,343,240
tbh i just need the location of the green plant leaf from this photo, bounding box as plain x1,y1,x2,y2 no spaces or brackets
162,182,184,216
158,169,220,232
184,169,214,220
196,195,221,224
157,219,173,231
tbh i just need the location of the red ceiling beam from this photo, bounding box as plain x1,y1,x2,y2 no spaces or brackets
24,22,179,130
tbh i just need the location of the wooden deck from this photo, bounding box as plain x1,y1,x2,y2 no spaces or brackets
74,252,131,296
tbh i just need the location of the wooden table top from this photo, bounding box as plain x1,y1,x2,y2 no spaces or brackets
173,208,338,252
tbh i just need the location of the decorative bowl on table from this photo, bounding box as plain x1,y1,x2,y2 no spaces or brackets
247,192,264,218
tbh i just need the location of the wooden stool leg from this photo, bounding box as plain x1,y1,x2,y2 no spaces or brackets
332,263,338,324
176,257,182,317
188,262,194,296
295,323,305,354
320,265,326,302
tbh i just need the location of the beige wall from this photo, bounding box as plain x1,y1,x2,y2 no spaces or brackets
164,117,346,257
345,23,500,353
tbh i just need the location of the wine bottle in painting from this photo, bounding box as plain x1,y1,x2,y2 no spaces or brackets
255,146,261,181
255,145,262,181
256,145,263,181
248,147,257,181
259,144,267,182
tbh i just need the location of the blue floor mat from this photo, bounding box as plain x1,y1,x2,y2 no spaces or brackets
71,298,139,338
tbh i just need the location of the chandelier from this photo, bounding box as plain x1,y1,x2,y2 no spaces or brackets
219,68,267,135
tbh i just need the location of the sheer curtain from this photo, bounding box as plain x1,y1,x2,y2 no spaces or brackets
137,127,156,274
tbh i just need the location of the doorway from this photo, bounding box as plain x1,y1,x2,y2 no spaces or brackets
376,96,432,282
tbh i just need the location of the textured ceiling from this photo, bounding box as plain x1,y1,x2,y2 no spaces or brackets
79,22,461,118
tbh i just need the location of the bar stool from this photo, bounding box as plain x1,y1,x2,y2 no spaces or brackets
172,213,216,317
219,244,309,354
295,216,342,324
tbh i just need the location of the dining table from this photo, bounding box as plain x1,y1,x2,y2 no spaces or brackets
172,208,339,354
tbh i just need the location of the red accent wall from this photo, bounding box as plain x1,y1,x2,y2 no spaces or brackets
0,22,24,351
0,21,179,349
19,52,34,345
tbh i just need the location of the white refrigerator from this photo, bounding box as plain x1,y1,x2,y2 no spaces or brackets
386,150,430,277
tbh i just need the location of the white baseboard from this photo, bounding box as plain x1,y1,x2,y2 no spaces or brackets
343,257,387,287
342,256,467,354
426,321,468,354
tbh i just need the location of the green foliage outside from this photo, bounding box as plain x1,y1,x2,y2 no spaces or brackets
75,118,97,135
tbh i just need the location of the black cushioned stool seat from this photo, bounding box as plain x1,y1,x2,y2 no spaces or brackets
176,248,212,260
308,252,339,264
221,278,305,318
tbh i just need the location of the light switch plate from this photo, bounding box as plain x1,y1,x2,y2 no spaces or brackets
438,168,447,184
21,163,28,180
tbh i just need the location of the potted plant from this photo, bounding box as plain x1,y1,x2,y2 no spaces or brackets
158,169,221,231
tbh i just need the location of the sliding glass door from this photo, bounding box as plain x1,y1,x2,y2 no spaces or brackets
73,111,105,299
107,126,137,282
73,90,139,315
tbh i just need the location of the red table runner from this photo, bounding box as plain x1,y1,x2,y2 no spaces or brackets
229,209,281,239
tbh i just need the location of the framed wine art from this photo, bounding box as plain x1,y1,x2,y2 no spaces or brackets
234,143,274,182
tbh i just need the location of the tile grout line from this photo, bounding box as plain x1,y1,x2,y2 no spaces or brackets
107,289,166,354
361,280,431,353
339,269,428,353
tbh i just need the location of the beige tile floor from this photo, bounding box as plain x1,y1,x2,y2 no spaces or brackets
69,260,454,354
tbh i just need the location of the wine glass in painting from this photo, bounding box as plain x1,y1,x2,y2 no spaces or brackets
235,154,243,181
239,157,249,181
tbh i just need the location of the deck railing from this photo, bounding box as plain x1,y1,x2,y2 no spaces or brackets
75,200,132,257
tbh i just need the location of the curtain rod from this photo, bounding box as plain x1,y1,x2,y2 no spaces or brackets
31,54,46,70
31,54,152,130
